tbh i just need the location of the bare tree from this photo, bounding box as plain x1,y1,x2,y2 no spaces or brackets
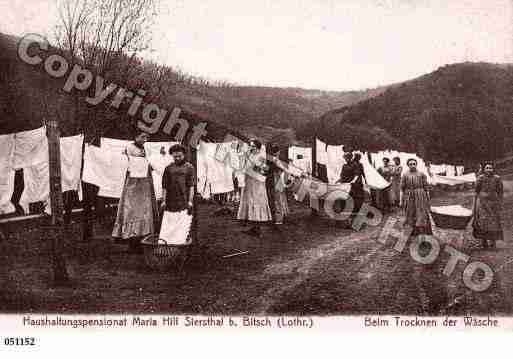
55,0,157,77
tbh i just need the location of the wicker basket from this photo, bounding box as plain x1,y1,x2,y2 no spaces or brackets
141,235,191,271
430,211,472,230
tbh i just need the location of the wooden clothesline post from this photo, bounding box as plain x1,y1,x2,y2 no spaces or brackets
46,120,70,286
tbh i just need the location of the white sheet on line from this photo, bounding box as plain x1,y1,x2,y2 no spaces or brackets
19,161,50,214
17,133,84,214
289,146,312,175
359,152,390,190
13,126,48,169
100,137,131,154
60,134,84,193
197,141,234,198
82,144,128,198
316,138,328,165
326,144,345,184
144,141,178,158
148,153,174,200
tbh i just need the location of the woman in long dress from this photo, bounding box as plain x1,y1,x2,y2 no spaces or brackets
112,132,159,252
400,158,432,236
237,139,272,237
472,162,504,249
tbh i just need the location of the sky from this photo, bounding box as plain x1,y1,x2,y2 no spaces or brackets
2,0,513,91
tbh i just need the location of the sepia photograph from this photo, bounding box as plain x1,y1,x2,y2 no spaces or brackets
0,0,512,335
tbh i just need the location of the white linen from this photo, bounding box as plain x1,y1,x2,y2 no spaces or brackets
197,141,234,198
315,139,328,165
60,134,84,193
82,145,128,198
13,126,48,169
159,210,192,245
20,161,50,214
326,144,344,184
359,152,390,190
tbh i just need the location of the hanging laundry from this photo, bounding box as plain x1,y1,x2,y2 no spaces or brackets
60,134,84,193
197,141,235,198
19,161,50,214
315,138,328,165
13,127,48,169
100,137,131,154
359,152,390,190
326,144,344,184
445,165,456,177
144,141,178,158
0,134,15,214
289,146,312,175
148,151,174,200
82,145,128,198
429,164,446,175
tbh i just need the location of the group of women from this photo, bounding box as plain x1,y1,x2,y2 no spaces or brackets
111,132,505,251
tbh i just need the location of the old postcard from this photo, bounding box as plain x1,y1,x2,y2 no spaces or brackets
1,0,512,356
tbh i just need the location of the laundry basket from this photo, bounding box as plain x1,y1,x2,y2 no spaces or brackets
430,205,473,230
141,235,191,271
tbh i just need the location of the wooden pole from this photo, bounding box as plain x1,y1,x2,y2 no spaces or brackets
46,120,70,286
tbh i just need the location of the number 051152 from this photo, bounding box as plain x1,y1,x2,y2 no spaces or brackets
3,337,36,346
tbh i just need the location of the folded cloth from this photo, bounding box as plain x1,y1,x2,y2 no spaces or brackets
159,210,192,245
13,126,48,169
83,145,128,198
0,134,15,214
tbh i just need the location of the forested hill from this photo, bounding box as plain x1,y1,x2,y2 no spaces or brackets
0,32,385,143
299,62,513,165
